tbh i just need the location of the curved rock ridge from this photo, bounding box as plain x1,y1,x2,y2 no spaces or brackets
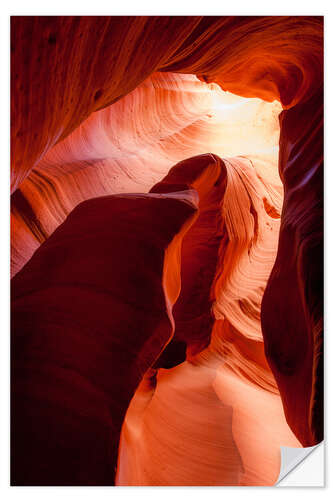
10,72,213,275
11,16,200,192
10,15,323,485
151,153,227,359
116,356,300,486
165,16,323,107
11,189,198,485
11,16,322,192
11,72,281,277
213,156,283,343
261,88,323,446
116,154,300,486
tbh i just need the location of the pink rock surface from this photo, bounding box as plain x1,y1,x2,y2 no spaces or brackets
11,16,323,485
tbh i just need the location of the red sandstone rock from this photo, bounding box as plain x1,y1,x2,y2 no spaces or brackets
11,16,200,192
151,153,227,359
10,15,324,485
11,191,198,485
11,16,322,192
261,88,323,446
116,155,301,486
10,72,282,277
10,72,216,276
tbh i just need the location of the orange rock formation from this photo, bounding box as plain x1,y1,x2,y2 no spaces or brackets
11,16,323,485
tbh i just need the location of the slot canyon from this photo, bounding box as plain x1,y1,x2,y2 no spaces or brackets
10,16,323,486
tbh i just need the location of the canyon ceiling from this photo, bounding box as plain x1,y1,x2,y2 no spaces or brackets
10,15,323,486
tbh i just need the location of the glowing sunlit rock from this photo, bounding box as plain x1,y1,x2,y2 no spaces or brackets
10,15,323,486
11,73,281,276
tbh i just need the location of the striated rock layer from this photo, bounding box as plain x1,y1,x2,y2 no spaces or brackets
11,16,322,192
11,15,323,485
11,72,281,276
116,154,300,486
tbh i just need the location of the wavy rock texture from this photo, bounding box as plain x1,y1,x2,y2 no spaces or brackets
116,155,301,486
11,16,322,192
261,88,323,446
11,15,323,486
11,189,198,485
11,72,281,276
151,153,227,359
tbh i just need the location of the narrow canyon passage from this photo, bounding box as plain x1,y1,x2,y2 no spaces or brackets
10,16,323,486
116,152,301,486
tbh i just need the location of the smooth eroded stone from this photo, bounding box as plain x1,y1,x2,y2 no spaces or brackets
11,191,198,485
